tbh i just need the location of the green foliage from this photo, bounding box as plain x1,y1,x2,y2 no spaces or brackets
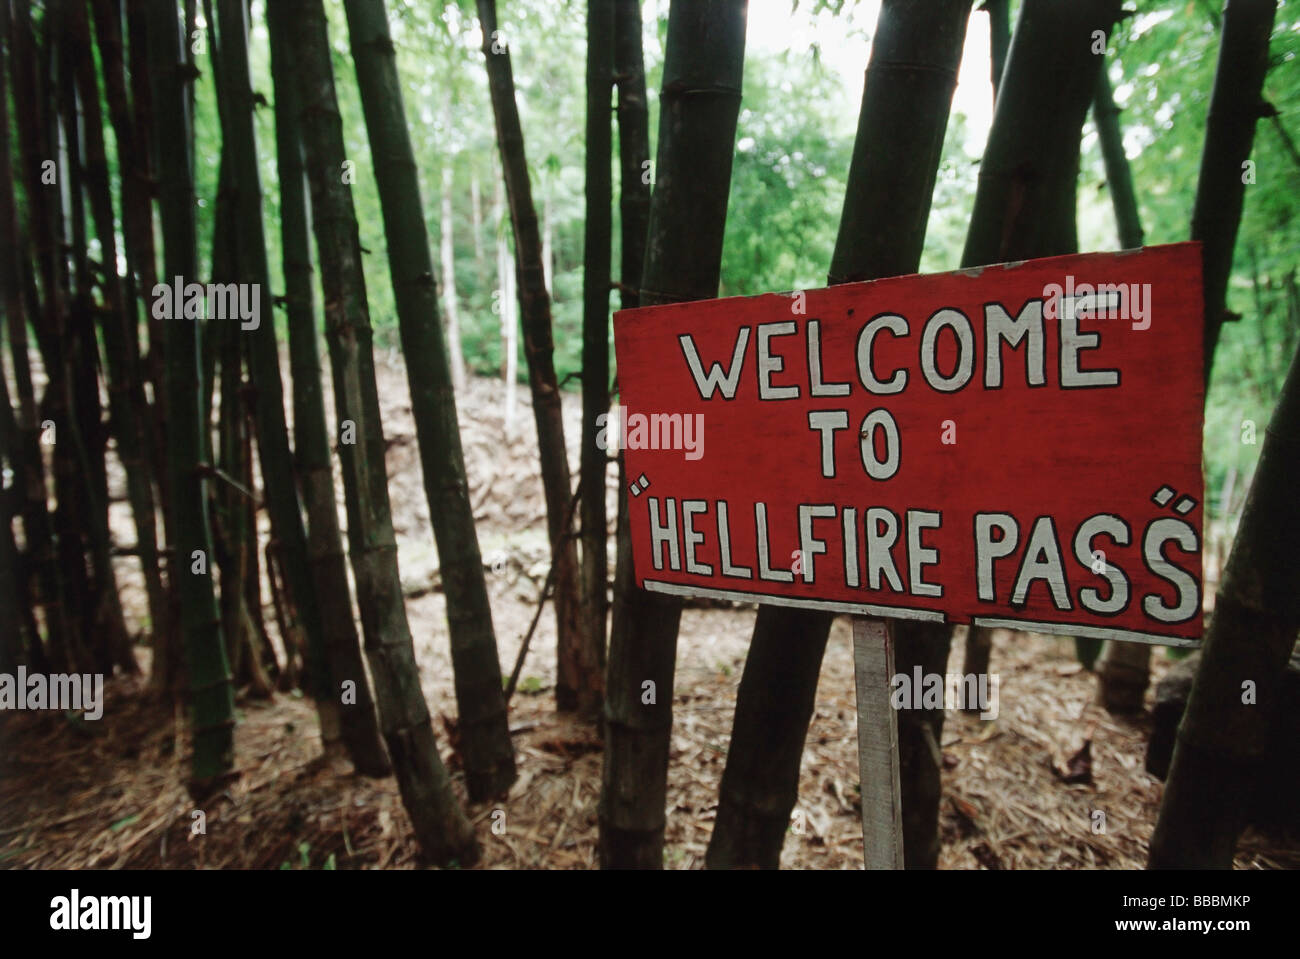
168,0,1297,528
1098,1,1300,522
517,675,544,694
921,113,982,274
721,53,854,295
278,840,336,870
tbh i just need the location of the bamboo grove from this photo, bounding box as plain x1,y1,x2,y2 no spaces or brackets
0,0,1296,871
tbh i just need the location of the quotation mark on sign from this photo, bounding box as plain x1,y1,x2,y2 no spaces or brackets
1151,485,1197,516
629,473,650,497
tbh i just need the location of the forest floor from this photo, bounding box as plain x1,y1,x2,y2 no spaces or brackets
2,354,1296,870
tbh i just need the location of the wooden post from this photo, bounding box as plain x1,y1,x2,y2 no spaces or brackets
852,616,904,869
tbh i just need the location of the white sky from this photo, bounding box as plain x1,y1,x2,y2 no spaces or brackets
742,1,995,155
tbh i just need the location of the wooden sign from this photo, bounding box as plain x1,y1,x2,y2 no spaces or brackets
612,244,1205,646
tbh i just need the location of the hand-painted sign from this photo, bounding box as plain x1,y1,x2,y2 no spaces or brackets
612,243,1204,645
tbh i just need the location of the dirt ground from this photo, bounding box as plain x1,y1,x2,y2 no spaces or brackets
1,354,1295,870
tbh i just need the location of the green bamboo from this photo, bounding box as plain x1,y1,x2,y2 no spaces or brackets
983,0,1010,101
209,151,251,690
1092,67,1144,250
0,342,27,673
342,0,515,796
22,2,91,673
605,0,652,767
1150,342,1300,867
68,0,167,662
206,145,276,698
146,0,235,788
0,0,28,669
287,0,477,865
89,0,167,565
211,0,334,735
0,0,66,672
123,3,174,577
613,0,651,315
267,0,390,778
600,0,748,870
1096,640,1152,714
962,0,1123,268
707,0,974,872
478,0,595,714
1194,0,1277,384
578,0,614,715
1149,0,1284,870
54,1,131,671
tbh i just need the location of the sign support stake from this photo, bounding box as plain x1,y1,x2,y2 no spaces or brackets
852,616,904,870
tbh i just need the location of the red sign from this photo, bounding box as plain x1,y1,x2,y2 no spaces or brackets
612,244,1204,645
